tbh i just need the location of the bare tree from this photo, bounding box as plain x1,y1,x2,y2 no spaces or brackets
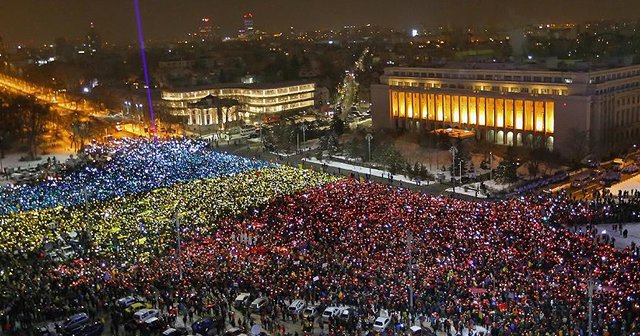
563,128,590,166
24,101,52,159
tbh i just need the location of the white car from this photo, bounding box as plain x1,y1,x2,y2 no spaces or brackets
60,245,76,260
302,305,321,319
116,296,136,308
373,316,391,332
288,300,306,315
321,307,343,323
249,297,269,312
234,293,251,308
133,309,160,324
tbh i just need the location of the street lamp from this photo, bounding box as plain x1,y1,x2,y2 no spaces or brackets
489,152,493,181
449,146,458,192
365,133,373,176
300,124,308,148
136,103,143,122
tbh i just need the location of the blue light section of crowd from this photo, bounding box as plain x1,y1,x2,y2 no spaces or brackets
0,138,271,214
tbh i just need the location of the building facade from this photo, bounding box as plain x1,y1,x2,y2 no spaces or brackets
162,81,316,126
371,64,640,156
184,95,240,132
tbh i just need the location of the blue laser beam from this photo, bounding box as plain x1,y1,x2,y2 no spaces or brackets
133,0,157,137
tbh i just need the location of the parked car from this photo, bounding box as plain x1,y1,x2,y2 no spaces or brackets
34,322,57,336
191,316,216,336
125,302,153,315
288,300,306,315
141,316,168,334
70,321,104,336
59,313,90,334
302,305,322,319
249,298,269,312
162,328,188,336
133,309,160,324
408,326,436,336
233,293,251,308
59,245,76,260
373,317,391,332
116,296,137,308
224,327,246,336
321,307,343,323
339,307,358,321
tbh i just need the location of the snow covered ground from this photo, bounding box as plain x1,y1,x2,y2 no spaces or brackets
608,174,640,195
303,157,434,185
594,223,640,249
1,151,75,171
445,179,512,198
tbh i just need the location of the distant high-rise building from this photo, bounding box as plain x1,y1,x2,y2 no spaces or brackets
55,37,73,61
86,22,102,55
198,17,216,41
243,12,255,35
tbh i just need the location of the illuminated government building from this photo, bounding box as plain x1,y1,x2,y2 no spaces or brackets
161,81,315,130
371,64,640,155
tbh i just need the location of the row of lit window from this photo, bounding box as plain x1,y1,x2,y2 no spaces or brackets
162,85,315,100
390,91,555,133
391,81,568,96
245,100,314,113
389,71,573,84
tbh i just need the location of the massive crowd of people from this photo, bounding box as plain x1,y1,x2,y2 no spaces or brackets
0,164,337,254
0,138,639,336
0,138,269,214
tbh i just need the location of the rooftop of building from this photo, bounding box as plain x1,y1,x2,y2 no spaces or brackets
163,80,315,93
386,57,640,74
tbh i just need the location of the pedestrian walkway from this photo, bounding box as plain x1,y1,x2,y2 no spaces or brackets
303,157,434,186
595,223,640,249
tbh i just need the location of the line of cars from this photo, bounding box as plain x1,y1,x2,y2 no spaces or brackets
35,312,103,336
232,292,435,335
115,296,184,336
232,293,269,313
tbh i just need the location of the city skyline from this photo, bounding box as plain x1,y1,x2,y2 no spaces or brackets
1,0,640,45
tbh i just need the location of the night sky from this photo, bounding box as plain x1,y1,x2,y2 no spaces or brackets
1,0,639,45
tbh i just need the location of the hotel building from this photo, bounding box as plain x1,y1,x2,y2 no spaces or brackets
161,81,316,128
371,64,640,155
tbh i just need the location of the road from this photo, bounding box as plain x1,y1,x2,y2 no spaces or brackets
335,48,369,120
0,72,108,117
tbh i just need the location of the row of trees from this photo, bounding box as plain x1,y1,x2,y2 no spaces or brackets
320,128,435,181
0,93,54,160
